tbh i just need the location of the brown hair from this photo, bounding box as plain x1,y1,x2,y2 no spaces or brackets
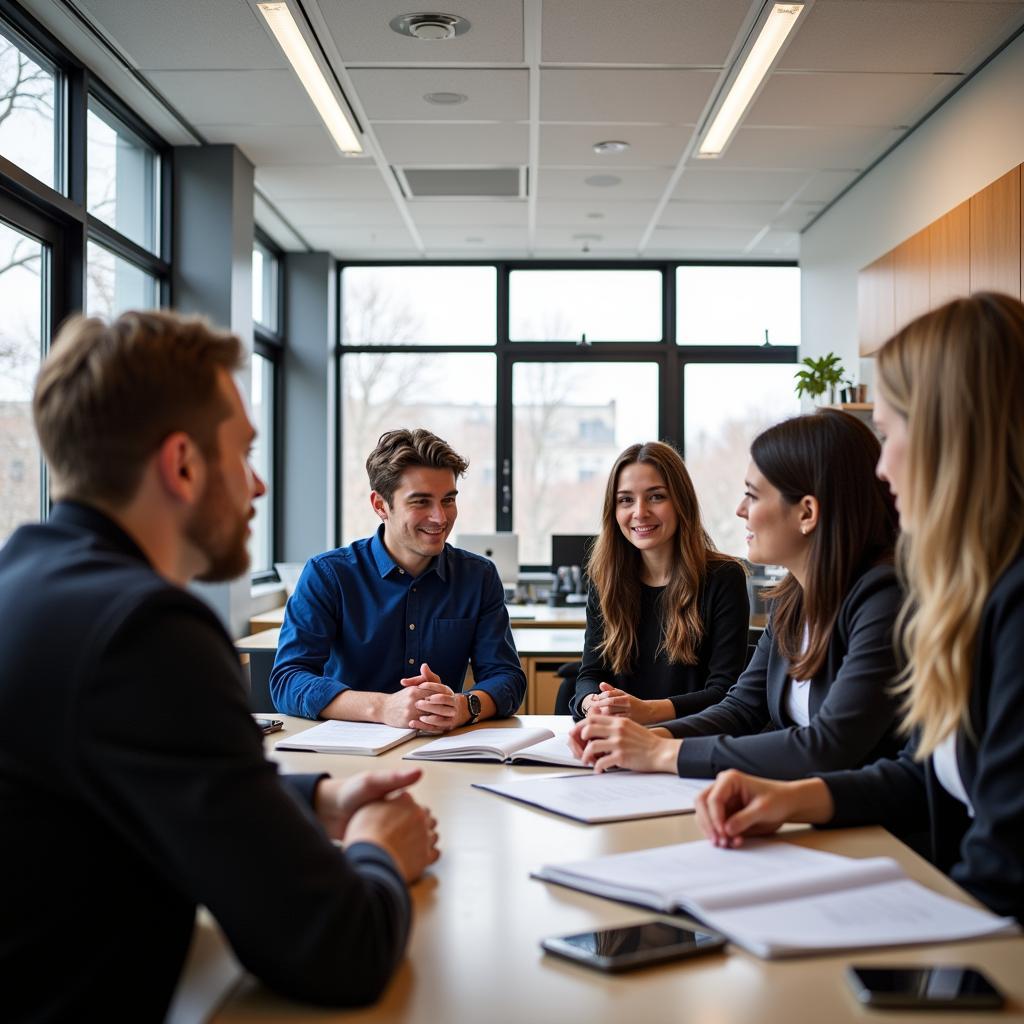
877,293,1024,756
366,428,469,506
588,441,738,675
34,310,243,506
752,409,898,680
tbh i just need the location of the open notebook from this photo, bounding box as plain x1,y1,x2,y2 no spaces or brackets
476,771,708,823
275,721,416,756
534,839,1019,958
404,727,586,768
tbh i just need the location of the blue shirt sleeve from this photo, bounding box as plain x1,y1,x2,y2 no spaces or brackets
465,564,527,717
270,558,348,719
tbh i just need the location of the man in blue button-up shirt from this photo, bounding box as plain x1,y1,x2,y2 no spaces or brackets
270,429,526,728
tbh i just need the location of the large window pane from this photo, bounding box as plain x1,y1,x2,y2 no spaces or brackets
513,361,659,564
252,241,278,332
341,352,495,544
684,363,802,557
248,353,274,574
86,241,157,318
87,99,159,253
0,28,57,190
509,270,662,342
0,219,44,545
677,266,800,346
342,266,496,345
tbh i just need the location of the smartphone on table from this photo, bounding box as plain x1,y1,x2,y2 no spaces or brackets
846,965,1005,1010
542,917,726,973
253,717,284,735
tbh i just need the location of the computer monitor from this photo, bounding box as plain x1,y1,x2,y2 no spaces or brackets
455,533,520,586
551,534,596,576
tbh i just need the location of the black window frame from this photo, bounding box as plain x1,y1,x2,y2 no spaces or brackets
335,259,798,567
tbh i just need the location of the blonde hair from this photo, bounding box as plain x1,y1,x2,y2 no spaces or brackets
588,441,737,674
877,293,1024,757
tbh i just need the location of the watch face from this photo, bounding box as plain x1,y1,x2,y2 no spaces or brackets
467,692,481,716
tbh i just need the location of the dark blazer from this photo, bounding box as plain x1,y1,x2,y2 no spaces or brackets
571,558,750,720
0,503,410,1022
823,553,1024,923
665,563,904,779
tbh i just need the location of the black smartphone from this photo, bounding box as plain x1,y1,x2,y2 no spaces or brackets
541,918,727,973
253,717,284,735
846,966,1005,1010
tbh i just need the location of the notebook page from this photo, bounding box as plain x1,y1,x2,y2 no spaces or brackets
412,727,555,758
509,734,588,767
275,720,415,752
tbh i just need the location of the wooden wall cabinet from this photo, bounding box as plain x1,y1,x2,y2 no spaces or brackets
970,165,1021,298
929,200,971,308
857,251,894,356
893,227,931,332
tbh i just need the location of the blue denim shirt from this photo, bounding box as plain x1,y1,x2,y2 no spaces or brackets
270,526,527,720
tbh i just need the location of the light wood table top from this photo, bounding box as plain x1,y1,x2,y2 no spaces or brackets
210,715,1024,1022
250,602,587,633
237,627,586,659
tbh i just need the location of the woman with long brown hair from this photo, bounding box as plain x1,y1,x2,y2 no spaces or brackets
569,441,749,722
694,294,1024,923
570,409,903,779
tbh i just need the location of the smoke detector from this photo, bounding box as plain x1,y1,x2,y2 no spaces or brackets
390,13,470,40
592,140,629,155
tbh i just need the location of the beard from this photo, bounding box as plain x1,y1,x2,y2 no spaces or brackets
186,466,252,583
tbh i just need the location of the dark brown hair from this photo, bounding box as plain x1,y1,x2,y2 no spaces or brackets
366,428,469,506
588,440,738,674
752,409,898,679
33,310,242,506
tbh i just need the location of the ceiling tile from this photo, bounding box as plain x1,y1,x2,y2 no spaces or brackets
275,200,406,229
713,125,906,170
146,70,318,127
419,226,530,248
202,125,342,165
317,0,525,64
644,226,764,253
772,202,827,231
302,226,417,252
799,169,862,202
541,0,752,65
539,69,719,123
660,201,783,228
77,0,286,70
673,167,813,203
747,230,801,258
410,203,528,227
535,201,659,226
779,0,1024,73
349,69,529,121
539,124,690,167
746,71,952,128
538,168,673,200
533,226,644,249
255,166,392,201
374,123,529,165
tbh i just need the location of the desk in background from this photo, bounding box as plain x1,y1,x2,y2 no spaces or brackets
200,714,1024,1023
236,627,587,715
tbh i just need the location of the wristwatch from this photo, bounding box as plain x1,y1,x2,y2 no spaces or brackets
465,690,482,725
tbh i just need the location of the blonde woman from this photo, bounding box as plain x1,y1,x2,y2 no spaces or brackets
694,293,1024,923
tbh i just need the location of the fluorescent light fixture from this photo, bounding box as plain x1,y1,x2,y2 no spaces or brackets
257,2,362,155
697,2,806,158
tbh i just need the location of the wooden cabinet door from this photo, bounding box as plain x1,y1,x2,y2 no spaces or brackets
858,251,895,356
970,166,1021,298
893,228,931,332
929,200,971,308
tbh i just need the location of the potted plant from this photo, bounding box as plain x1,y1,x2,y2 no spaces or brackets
794,352,846,404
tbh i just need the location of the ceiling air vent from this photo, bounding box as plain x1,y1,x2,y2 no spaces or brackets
400,167,522,198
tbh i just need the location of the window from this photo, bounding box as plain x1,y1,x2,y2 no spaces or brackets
512,361,658,564
509,269,662,342
252,239,278,332
677,266,800,346
341,351,496,544
86,240,158,318
0,218,45,545
0,26,58,191
342,265,496,345
249,352,274,574
684,363,802,556
87,98,159,254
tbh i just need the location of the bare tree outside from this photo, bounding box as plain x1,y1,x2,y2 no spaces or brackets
0,35,55,187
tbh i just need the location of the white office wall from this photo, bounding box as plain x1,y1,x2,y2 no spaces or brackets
800,31,1024,388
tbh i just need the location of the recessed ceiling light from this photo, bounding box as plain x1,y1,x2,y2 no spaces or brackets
584,175,621,188
389,13,470,40
424,91,468,105
592,140,629,155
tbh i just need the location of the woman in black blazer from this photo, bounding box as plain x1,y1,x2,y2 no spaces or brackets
694,293,1024,923
570,409,902,780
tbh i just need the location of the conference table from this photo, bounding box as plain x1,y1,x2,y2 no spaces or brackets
204,715,1023,1022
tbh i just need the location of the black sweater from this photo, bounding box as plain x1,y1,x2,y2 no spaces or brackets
570,558,750,721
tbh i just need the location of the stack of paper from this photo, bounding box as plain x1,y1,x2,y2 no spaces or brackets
275,721,417,756
405,728,586,767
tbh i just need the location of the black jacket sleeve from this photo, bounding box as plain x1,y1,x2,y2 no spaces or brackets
76,596,411,1007
667,568,902,780
570,588,611,720
668,559,750,717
